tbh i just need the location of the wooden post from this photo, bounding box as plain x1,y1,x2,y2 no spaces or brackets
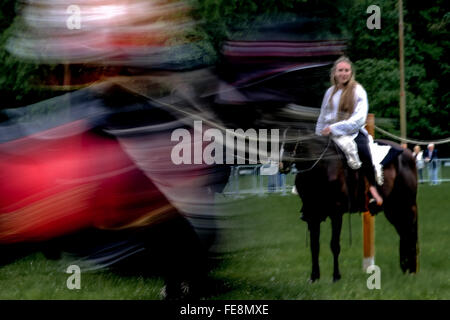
363,113,375,270
64,64,71,88
398,0,407,145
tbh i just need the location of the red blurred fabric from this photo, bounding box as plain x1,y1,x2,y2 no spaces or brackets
0,122,173,243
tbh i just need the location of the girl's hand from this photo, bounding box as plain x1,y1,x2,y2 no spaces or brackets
321,127,331,136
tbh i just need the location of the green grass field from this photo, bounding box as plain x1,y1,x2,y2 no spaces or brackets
211,182,450,299
0,182,449,300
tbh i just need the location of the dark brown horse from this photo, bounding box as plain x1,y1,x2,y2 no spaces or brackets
280,126,419,282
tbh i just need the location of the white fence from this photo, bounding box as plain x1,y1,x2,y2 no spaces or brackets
223,158,450,197
223,164,296,197
419,158,450,184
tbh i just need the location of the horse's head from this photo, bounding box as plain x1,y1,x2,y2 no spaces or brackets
279,128,302,174
279,126,334,175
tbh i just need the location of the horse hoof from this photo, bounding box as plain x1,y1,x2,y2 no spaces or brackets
308,276,320,283
333,274,341,282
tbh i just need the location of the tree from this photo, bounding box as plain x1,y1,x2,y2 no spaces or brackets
344,0,449,154
0,0,58,110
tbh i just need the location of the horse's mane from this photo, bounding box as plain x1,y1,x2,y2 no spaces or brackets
283,126,342,172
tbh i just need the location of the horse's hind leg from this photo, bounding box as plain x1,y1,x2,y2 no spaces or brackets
308,221,320,282
330,214,343,282
400,210,419,274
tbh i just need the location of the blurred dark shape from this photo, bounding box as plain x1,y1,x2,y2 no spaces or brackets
212,39,345,130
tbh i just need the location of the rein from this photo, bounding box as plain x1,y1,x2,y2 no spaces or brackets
288,136,332,173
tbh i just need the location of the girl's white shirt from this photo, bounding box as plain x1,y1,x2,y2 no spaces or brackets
315,84,369,139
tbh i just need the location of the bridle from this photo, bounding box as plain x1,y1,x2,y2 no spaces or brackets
281,129,332,173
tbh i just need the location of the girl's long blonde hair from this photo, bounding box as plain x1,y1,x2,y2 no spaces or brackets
328,56,359,121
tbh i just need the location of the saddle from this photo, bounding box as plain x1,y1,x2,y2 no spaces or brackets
337,137,403,214
333,135,392,186
368,136,391,186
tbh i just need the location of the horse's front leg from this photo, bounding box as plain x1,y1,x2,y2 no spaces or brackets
330,213,343,282
308,220,320,282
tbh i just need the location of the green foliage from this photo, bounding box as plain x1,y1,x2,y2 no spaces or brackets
192,0,350,51
0,0,448,152
0,5,58,110
0,28,37,108
193,0,449,150
345,0,449,150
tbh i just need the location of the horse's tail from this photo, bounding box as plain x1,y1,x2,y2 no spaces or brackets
401,147,418,174
397,150,419,273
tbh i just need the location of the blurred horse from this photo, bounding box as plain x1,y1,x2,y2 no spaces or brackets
0,79,230,299
280,126,419,282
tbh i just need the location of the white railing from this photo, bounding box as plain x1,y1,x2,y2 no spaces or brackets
418,158,450,184
223,158,450,197
223,164,297,197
